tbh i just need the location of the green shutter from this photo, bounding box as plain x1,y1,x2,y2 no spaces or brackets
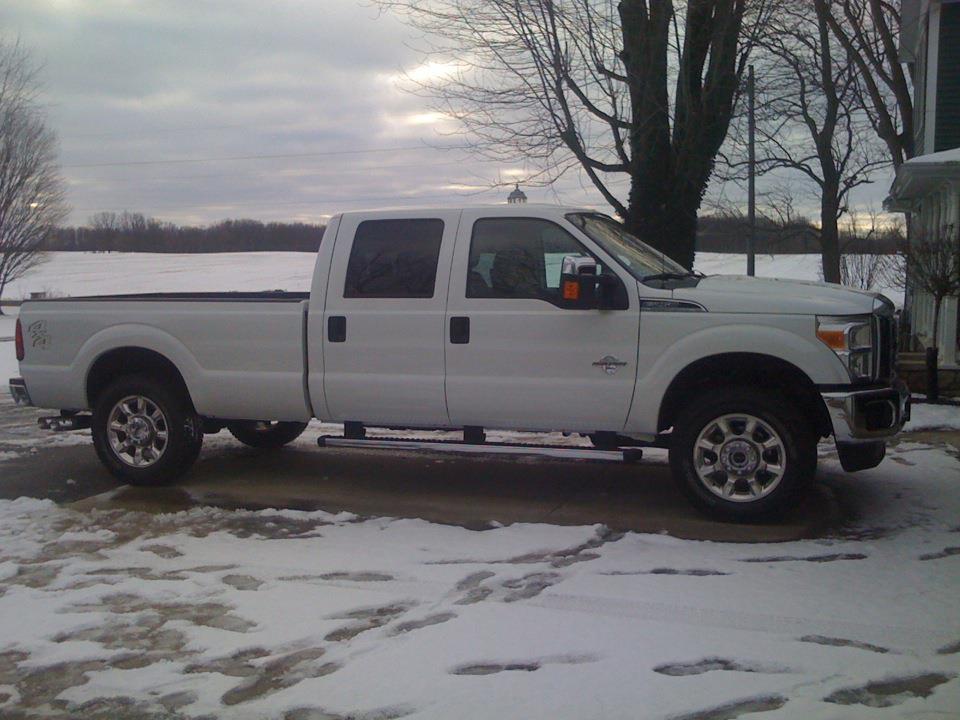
936,3,960,151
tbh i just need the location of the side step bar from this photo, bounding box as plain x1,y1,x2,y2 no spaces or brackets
318,434,643,464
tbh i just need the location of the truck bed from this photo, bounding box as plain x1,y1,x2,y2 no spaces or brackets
16,294,312,422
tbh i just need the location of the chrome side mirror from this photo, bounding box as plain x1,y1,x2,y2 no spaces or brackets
561,255,598,277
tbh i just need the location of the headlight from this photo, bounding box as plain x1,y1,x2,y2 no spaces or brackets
816,315,874,381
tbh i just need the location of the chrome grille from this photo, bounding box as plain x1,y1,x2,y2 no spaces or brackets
874,312,896,381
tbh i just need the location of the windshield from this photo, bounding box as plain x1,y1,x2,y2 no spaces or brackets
567,212,689,281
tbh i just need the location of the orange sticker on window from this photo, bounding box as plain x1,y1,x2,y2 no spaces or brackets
562,280,580,300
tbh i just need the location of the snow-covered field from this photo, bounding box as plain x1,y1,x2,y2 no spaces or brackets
1,251,904,306
0,435,958,719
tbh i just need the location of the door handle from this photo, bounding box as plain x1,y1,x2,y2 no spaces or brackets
328,315,346,342
450,316,470,344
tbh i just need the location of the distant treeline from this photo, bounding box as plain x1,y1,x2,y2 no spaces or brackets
47,212,325,253
45,210,900,255
697,215,902,254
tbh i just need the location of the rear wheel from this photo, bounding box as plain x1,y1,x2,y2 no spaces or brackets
227,420,308,449
668,387,816,521
92,375,202,486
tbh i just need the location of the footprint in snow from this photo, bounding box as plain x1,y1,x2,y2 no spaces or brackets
740,553,867,563
451,654,597,676
222,574,264,591
220,648,340,706
918,546,960,561
938,639,960,655
824,673,953,708
389,612,457,636
325,603,415,642
668,695,787,720
602,567,729,577
454,571,495,605
798,635,889,654
654,657,789,677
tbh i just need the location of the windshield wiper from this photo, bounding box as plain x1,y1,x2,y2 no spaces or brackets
642,270,704,282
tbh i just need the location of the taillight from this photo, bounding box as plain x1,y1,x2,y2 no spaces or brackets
15,319,24,362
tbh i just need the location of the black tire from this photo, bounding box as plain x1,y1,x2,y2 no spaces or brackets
92,375,203,486
668,386,817,521
227,421,308,449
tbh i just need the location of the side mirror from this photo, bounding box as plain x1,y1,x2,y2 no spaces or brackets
560,256,599,309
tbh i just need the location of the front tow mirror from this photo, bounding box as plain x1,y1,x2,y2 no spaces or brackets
558,256,627,310
560,255,599,309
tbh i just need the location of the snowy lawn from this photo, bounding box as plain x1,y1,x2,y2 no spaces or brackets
1,251,903,306
0,432,958,718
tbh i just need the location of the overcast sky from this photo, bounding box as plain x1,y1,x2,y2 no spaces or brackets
2,0,893,228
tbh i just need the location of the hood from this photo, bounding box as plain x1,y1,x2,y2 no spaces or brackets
676,275,883,315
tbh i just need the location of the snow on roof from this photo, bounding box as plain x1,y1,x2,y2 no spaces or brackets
903,147,960,166
886,147,960,208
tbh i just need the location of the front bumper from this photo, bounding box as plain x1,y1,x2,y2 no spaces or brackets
821,379,910,444
9,378,32,406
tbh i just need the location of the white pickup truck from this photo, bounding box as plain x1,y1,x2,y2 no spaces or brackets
9,204,909,520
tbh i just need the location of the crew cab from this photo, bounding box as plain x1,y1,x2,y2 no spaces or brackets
8,205,909,520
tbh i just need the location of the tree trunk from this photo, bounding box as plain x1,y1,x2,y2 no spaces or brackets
819,201,841,284
623,179,699,271
928,295,943,402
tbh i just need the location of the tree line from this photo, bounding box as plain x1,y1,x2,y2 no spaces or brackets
47,212,325,253
39,208,901,256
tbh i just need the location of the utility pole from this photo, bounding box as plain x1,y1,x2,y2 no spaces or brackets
747,64,756,277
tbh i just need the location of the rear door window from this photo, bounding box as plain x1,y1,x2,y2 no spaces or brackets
344,219,444,298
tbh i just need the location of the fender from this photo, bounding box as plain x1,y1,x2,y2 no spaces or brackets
627,320,849,433
76,324,205,409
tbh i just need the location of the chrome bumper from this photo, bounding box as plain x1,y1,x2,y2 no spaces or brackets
9,378,32,406
822,379,910,444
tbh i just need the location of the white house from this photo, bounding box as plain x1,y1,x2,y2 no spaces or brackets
886,0,960,368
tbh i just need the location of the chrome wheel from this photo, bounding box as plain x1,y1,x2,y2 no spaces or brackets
693,413,786,503
107,395,169,468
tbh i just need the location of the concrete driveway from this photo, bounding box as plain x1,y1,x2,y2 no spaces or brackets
0,400,839,542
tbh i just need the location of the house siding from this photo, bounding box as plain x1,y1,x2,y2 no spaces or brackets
935,2,960,151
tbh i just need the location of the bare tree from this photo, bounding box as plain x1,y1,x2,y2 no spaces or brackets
819,0,913,167
838,208,898,289
731,0,887,283
886,227,960,401
376,0,775,269
0,40,66,312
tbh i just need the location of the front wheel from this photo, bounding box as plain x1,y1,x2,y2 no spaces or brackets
668,387,816,521
227,421,308,449
92,375,203,486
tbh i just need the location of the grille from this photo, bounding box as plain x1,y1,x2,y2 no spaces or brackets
875,313,897,380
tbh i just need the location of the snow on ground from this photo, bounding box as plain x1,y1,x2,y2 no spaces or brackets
0,251,903,305
2,252,315,300
0,434,958,719
909,402,960,431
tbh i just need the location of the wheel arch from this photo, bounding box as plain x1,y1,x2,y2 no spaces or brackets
657,352,832,439
86,346,193,410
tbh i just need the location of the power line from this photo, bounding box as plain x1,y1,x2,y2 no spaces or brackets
62,143,471,169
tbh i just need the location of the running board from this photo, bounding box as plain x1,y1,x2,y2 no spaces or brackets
317,435,642,464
